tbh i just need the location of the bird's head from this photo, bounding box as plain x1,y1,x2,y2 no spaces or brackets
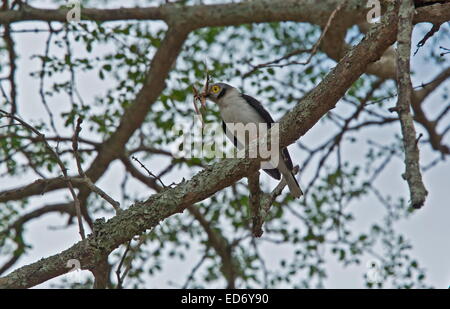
206,82,234,103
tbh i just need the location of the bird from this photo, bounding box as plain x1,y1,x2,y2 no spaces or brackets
205,82,303,198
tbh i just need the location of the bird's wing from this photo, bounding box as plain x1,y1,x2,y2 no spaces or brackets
222,120,281,180
243,94,295,171
241,94,275,125
281,147,294,170
222,120,239,148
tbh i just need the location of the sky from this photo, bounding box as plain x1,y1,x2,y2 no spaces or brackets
0,1,449,289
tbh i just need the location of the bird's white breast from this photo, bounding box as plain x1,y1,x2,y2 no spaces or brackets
217,89,265,124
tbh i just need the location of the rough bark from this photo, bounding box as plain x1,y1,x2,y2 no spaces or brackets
395,0,428,208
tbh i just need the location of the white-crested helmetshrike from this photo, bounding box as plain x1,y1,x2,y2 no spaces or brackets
205,82,303,198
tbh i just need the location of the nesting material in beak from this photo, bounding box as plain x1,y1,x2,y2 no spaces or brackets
192,72,210,126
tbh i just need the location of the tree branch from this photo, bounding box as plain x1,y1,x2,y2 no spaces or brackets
411,67,450,155
248,171,263,237
72,117,121,214
395,0,428,209
252,166,300,238
0,176,84,203
2,22,17,115
0,1,446,28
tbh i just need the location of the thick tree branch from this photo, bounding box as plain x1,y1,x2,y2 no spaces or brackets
3,202,76,232
395,0,428,209
414,2,450,24
413,66,450,104
0,177,81,203
0,1,446,28
0,1,366,26
248,171,263,237
91,254,110,289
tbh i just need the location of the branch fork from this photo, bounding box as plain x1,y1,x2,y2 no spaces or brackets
248,166,300,237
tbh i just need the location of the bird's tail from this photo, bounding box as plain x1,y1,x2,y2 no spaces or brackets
283,170,303,199
277,159,303,199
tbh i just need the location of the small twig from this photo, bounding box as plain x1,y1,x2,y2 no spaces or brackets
131,156,167,188
72,117,85,177
242,49,312,78
423,155,446,172
301,0,346,65
182,248,209,289
3,22,17,118
0,124,17,129
38,23,59,137
440,46,450,56
265,165,300,206
116,240,131,289
415,133,423,145
365,79,442,107
116,233,149,288
413,23,440,56
63,25,76,108
243,1,345,77
0,27,64,35
0,109,86,239
72,117,121,213
83,178,121,213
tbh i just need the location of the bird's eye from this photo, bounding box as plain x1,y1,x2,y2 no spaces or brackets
211,85,220,93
